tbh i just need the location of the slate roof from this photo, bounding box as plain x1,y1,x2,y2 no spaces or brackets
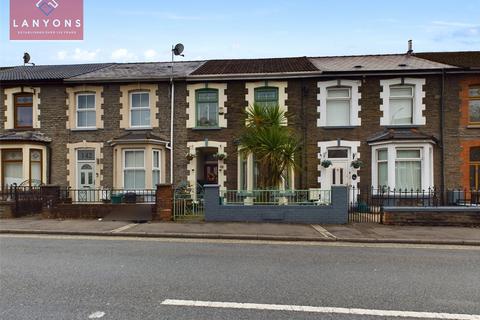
0,131,52,143
367,129,438,144
309,54,455,73
415,51,480,68
190,57,318,75
67,61,205,82
0,63,112,81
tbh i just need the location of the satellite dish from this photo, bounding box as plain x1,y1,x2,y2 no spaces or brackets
23,52,31,64
172,43,184,56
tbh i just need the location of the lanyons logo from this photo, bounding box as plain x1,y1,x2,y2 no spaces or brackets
36,0,59,16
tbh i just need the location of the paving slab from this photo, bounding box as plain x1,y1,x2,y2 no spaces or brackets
325,223,480,242
0,218,128,233
126,222,322,238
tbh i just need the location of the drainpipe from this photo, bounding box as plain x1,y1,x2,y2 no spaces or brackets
169,50,175,185
440,68,446,201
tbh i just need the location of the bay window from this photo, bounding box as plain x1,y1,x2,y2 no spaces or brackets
395,149,421,190
326,87,351,126
130,92,150,128
29,149,42,183
123,150,145,189
2,150,23,186
152,150,161,186
372,143,433,191
76,93,96,128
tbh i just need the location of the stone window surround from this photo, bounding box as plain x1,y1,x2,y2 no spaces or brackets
317,140,361,190
4,87,41,130
119,84,159,129
246,81,288,124
380,78,426,126
186,83,227,129
459,78,480,128
66,85,104,130
187,141,227,197
0,143,48,185
370,141,434,191
113,144,166,189
66,141,104,189
237,149,295,191
317,80,362,127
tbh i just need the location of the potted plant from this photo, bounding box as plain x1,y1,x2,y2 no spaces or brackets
213,153,227,160
351,159,364,169
321,159,332,168
185,152,196,161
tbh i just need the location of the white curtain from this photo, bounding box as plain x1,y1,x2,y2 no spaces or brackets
31,162,41,181
395,161,421,190
4,163,23,186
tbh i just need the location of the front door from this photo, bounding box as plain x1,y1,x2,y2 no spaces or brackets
325,148,350,189
204,164,218,184
76,150,96,202
331,162,348,186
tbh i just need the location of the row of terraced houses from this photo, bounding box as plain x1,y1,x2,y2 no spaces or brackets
0,51,479,198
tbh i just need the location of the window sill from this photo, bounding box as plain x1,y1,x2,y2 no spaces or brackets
384,125,421,129
71,128,99,132
125,127,153,131
321,126,359,129
192,127,222,131
467,124,480,129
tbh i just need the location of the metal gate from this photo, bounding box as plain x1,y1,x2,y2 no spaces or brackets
348,187,383,223
173,182,205,221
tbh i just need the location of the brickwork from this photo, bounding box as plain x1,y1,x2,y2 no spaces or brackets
383,208,480,226
155,183,173,221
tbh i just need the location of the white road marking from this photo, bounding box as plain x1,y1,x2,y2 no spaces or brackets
1,234,479,251
161,299,480,320
110,223,138,233
311,224,336,239
88,311,105,319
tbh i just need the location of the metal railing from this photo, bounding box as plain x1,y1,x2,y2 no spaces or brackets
349,187,480,223
221,189,331,206
60,188,156,204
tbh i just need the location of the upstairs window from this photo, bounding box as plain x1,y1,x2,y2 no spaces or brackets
389,86,414,125
130,92,150,128
254,87,278,108
196,89,219,128
14,94,33,129
76,93,96,128
469,86,480,125
326,87,351,126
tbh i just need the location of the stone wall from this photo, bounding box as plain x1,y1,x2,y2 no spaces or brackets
383,207,480,226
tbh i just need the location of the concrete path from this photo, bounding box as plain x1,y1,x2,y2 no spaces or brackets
1,218,479,245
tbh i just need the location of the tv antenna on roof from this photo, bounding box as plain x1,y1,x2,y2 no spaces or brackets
23,52,35,66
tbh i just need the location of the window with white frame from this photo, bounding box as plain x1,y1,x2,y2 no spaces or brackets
152,150,161,187
326,87,351,126
196,89,219,127
130,92,150,127
380,78,425,126
123,150,145,189
395,149,421,190
76,93,96,128
372,144,432,191
377,149,388,187
389,86,414,125
239,153,248,191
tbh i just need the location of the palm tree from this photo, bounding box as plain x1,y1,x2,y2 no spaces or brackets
239,103,301,189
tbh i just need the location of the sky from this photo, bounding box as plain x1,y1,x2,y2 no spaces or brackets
0,0,479,66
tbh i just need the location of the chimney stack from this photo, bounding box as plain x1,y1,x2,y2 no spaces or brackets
407,39,413,55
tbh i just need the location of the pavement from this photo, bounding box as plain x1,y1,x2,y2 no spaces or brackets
1,217,480,245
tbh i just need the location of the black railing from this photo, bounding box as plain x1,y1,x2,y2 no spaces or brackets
59,188,157,204
349,187,480,223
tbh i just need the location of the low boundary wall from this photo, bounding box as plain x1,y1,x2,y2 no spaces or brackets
204,185,348,224
383,207,480,226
